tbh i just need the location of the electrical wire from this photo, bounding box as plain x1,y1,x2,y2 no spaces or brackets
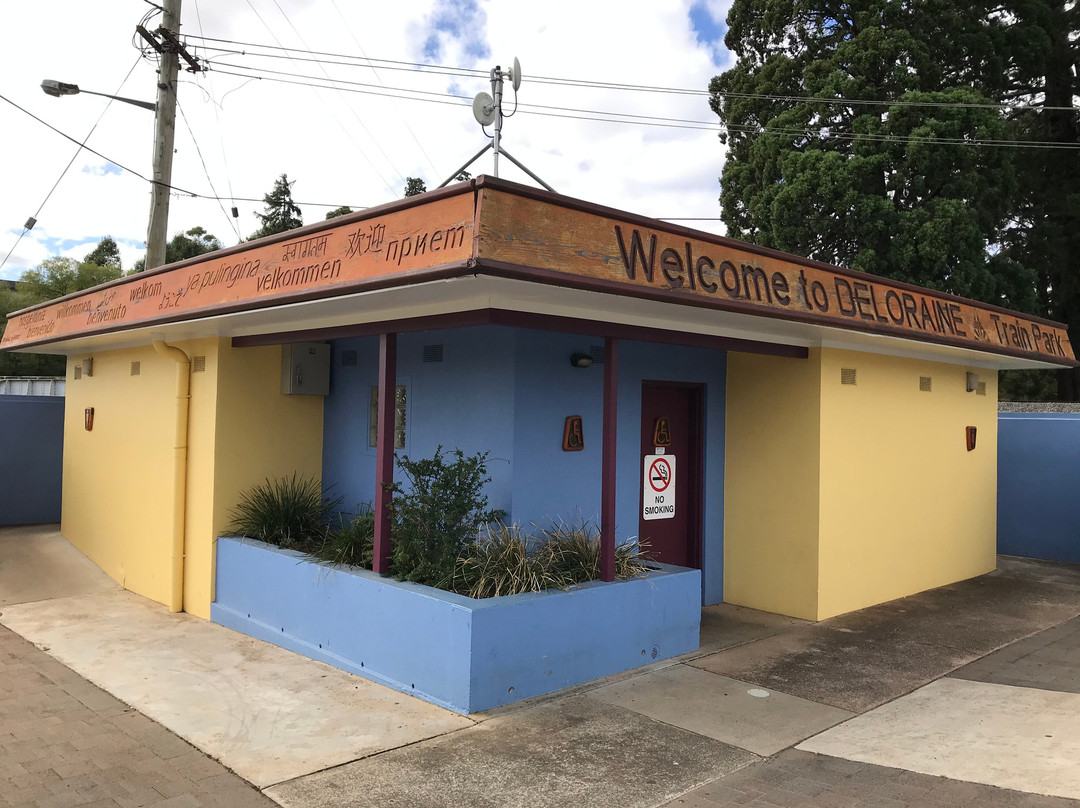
328,0,441,177
183,33,1080,114
192,0,241,236
0,94,368,209
0,58,143,274
243,0,400,195
175,95,243,241
207,65,1080,149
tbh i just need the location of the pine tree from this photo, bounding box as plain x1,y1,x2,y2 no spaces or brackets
709,1,1026,307
249,174,303,240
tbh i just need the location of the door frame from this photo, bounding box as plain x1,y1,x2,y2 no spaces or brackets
639,380,705,570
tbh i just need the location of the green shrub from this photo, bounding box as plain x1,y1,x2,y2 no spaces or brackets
313,506,375,569
227,474,342,552
386,447,503,587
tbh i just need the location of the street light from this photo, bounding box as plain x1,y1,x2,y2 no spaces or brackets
40,79,156,113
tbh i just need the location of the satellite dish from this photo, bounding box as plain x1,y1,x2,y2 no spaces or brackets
509,57,522,91
472,92,496,126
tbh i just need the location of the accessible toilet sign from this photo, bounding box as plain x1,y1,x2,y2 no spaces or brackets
643,454,676,520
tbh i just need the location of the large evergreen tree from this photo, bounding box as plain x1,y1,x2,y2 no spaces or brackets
249,173,303,240
710,0,1026,305
995,0,1080,399
710,0,1080,399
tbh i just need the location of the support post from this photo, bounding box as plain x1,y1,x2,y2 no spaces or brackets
601,337,619,583
146,0,180,271
373,333,397,574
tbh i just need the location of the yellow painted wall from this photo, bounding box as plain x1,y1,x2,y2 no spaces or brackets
724,346,998,621
815,349,998,618
62,339,324,619
189,341,324,618
61,345,184,606
724,349,823,619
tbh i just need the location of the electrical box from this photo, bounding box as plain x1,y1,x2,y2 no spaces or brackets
281,342,330,396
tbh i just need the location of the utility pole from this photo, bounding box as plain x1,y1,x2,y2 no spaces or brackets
145,0,180,272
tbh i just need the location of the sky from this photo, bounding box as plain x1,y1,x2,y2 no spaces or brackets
0,0,734,280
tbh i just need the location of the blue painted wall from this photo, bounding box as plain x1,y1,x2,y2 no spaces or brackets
998,413,1080,563
0,395,64,525
321,326,726,603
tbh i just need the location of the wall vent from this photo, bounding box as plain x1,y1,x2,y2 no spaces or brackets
588,345,605,365
130,361,141,377
919,376,932,392
73,365,82,380
192,355,207,373
341,349,358,367
977,382,987,396
423,344,444,363
840,368,857,385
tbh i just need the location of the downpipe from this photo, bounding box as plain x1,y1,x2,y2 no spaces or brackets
153,339,190,613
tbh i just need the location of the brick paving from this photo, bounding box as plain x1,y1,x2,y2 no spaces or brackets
666,749,1080,808
0,625,273,808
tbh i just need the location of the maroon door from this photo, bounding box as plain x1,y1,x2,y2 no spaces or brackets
638,383,703,568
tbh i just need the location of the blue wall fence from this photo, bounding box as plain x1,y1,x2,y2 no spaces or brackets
998,412,1080,564
0,395,64,525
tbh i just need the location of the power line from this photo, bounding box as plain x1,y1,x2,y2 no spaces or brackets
0,58,143,274
206,65,1080,149
175,96,243,241
241,0,400,195
183,33,1080,114
0,94,369,209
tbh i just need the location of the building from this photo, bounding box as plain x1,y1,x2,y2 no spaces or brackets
1,177,1074,708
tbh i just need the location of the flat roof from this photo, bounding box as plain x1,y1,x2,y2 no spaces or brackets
2,176,1074,369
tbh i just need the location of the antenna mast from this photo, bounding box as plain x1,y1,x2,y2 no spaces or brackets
438,58,555,192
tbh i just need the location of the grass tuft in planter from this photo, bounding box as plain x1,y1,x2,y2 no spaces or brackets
453,523,566,598
313,507,375,568
541,520,653,582
227,473,342,552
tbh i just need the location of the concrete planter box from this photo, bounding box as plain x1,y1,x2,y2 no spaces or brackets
212,536,701,713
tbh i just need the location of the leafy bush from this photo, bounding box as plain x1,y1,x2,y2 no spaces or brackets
386,448,503,587
227,474,342,551
313,506,375,568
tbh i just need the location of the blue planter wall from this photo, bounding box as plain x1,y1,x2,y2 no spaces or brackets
321,325,726,604
212,537,702,713
998,412,1080,563
0,395,64,525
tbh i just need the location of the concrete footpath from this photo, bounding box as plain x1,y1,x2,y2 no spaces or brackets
2,524,1080,807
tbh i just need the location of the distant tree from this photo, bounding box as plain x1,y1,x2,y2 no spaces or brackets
404,177,427,197
454,170,472,182
131,227,223,273
0,256,123,376
325,206,353,220
249,173,303,239
83,236,122,270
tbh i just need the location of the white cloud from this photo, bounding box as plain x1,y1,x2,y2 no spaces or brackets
0,0,733,280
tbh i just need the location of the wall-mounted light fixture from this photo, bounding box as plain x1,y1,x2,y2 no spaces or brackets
966,372,979,392
570,353,594,368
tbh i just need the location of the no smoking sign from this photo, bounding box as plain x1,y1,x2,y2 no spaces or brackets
642,454,676,520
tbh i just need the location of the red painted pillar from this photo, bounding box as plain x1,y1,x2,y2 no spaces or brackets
373,332,397,574
601,336,618,583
